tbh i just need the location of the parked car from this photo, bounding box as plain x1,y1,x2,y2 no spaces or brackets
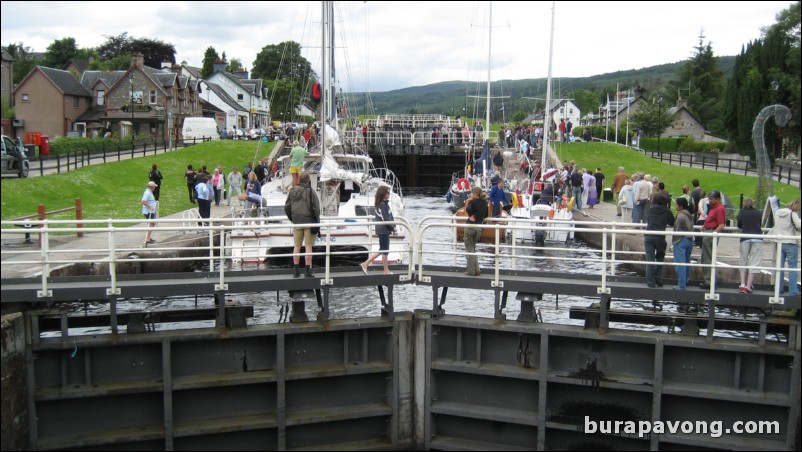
1,135,30,178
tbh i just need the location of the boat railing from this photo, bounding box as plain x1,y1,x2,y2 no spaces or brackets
417,214,800,307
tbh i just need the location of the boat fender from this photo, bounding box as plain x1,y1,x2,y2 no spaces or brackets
457,178,470,190
548,208,555,219
511,192,520,208
566,196,575,211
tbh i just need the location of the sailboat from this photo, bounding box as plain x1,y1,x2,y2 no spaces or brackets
451,1,511,243
446,3,502,212
507,0,574,245
228,1,407,265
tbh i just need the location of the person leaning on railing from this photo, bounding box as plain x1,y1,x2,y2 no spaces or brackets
672,197,694,290
770,199,801,296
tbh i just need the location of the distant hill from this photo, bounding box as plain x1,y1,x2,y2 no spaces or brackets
348,56,735,118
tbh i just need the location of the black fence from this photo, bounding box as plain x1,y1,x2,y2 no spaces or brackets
31,136,213,177
632,147,800,186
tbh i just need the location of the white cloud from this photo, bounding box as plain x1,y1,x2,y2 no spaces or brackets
1,1,793,92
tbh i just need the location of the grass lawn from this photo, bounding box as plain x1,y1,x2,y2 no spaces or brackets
1,140,275,223
2,139,796,224
548,140,799,207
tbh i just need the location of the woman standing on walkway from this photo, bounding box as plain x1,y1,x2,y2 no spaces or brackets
736,198,763,293
771,199,801,296
361,186,396,275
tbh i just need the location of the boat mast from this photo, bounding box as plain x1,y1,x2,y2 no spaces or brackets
321,1,336,156
541,1,555,170
484,2,491,144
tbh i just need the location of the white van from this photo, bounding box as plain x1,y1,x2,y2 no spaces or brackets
182,117,219,144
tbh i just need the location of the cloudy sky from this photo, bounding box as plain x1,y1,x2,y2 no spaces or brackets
1,1,793,92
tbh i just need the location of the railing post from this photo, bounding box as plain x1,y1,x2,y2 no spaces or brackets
38,204,46,247
75,198,83,237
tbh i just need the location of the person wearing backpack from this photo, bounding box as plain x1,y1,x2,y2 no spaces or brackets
493,150,504,174
185,164,197,204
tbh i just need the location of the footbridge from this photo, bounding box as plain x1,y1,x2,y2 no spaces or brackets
1,216,799,450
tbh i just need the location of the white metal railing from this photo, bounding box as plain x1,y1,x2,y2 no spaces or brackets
416,215,800,305
2,215,800,304
1,216,415,296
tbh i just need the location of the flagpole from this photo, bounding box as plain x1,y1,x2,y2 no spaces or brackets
614,83,619,144
605,93,609,142
625,90,631,147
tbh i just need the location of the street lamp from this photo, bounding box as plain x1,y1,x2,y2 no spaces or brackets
657,95,663,152
129,76,135,137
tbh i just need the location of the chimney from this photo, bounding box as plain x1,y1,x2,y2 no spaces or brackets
130,52,144,69
233,68,249,80
676,97,688,109
213,58,227,74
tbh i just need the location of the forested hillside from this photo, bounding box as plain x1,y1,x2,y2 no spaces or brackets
347,56,735,119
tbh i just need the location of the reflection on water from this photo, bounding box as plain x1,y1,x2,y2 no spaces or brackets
58,188,764,340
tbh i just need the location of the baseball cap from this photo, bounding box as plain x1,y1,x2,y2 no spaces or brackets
148,181,158,187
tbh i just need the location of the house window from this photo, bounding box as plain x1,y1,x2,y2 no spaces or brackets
97,90,105,106
237,93,244,101
73,96,80,108
149,90,157,104
21,94,29,102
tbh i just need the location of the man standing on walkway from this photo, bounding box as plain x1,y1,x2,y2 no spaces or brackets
700,190,726,289
285,172,319,278
141,181,158,244
644,193,674,287
610,167,628,217
195,174,212,226
185,164,197,204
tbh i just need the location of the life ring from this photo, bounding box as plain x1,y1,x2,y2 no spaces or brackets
566,196,575,211
457,178,470,190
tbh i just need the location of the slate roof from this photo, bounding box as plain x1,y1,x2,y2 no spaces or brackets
36,66,91,97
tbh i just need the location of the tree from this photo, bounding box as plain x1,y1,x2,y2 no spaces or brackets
201,47,219,78
251,41,315,83
95,33,176,68
721,2,800,157
628,96,672,138
43,37,80,69
672,36,726,134
253,41,316,120
511,110,527,123
571,89,598,121
5,42,37,84
227,58,243,73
